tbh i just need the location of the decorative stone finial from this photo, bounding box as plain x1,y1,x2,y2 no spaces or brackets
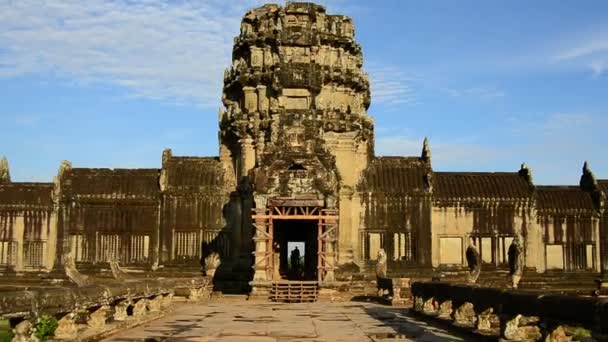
421,137,431,163
518,162,534,186
53,160,72,201
580,160,598,192
162,148,172,165
0,156,10,183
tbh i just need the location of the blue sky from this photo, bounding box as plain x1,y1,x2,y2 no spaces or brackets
1,0,607,184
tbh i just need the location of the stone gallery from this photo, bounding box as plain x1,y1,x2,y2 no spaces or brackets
1,2,607,290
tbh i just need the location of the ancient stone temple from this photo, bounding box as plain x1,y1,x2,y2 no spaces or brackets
1,2,607,289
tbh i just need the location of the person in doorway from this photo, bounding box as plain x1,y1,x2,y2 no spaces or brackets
290,246,301,277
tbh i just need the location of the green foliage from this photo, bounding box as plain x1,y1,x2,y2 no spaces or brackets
0,319,14,342
564,325,592,340
33,315,58,341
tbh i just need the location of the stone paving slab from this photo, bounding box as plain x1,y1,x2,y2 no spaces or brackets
103,301,472,341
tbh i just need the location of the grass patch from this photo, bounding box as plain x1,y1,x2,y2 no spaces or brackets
0,319,14,342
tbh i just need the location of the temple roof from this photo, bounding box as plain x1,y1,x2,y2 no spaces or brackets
66,168,160,199
0,183,54,206
358,156,430,195
535,186,595,213
434,172,532,200
163,156,224,191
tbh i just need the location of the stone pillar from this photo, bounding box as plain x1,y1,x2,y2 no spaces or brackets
239,137,255,178
13,214,24,272
238,177,254,261
243,86,258,113
253,208,269,281
338,187,354,265
593,216,601,273
230,192,242,261
600,211,608,280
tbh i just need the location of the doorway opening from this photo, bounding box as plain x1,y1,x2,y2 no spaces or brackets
273,220,318,280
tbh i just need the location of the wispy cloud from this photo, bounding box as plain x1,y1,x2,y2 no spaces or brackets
553,33,608,77
367,64,417,105
375,135,500,168
375,111,607,184
0,0,271,108
14,114,44,126
443,86,505,101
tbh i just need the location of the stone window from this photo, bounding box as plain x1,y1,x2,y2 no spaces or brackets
369,233,381,260
0,241,17,265
174,231,201,260
497,236,514,265
97,234,121,262
546,244,564,270
69,234,88,262
23,241,45,268
129,235,150,263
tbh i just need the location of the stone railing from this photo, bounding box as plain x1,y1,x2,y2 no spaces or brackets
0,277,211,341
411,281,608,341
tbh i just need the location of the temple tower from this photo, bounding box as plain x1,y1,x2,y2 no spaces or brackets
219,2,373,282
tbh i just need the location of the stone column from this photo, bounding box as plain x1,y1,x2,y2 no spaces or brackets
600,210,608,280
229,192,242,261
238,177,254,261
253,208,269,281
243,86,258,113
239,137,255,178
338,187,353,265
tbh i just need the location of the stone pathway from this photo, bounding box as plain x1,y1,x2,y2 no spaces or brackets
104,300,472,341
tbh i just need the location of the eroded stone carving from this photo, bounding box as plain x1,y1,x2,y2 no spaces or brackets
204,252,221,278
54,312,78,339
64,252,91,287
11,320,34,342
88,305,110,330
502,314,541,341
508,234,525,289
132,299,148,316
454,302,477,327
0,156,10,183
113,300,131,321
110,260,132,280
438,300,453,320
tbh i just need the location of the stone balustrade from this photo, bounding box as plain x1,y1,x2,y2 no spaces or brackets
0,277,211,341
411,281,608,341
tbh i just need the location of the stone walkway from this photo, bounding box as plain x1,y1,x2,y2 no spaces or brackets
104,300,473,342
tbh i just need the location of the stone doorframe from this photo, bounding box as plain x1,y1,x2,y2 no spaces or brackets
252,198,338,283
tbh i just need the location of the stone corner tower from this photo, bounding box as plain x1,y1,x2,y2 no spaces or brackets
219,1,373,196
218,2,374,275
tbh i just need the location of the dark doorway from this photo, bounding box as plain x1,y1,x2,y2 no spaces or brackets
273,220,318,280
